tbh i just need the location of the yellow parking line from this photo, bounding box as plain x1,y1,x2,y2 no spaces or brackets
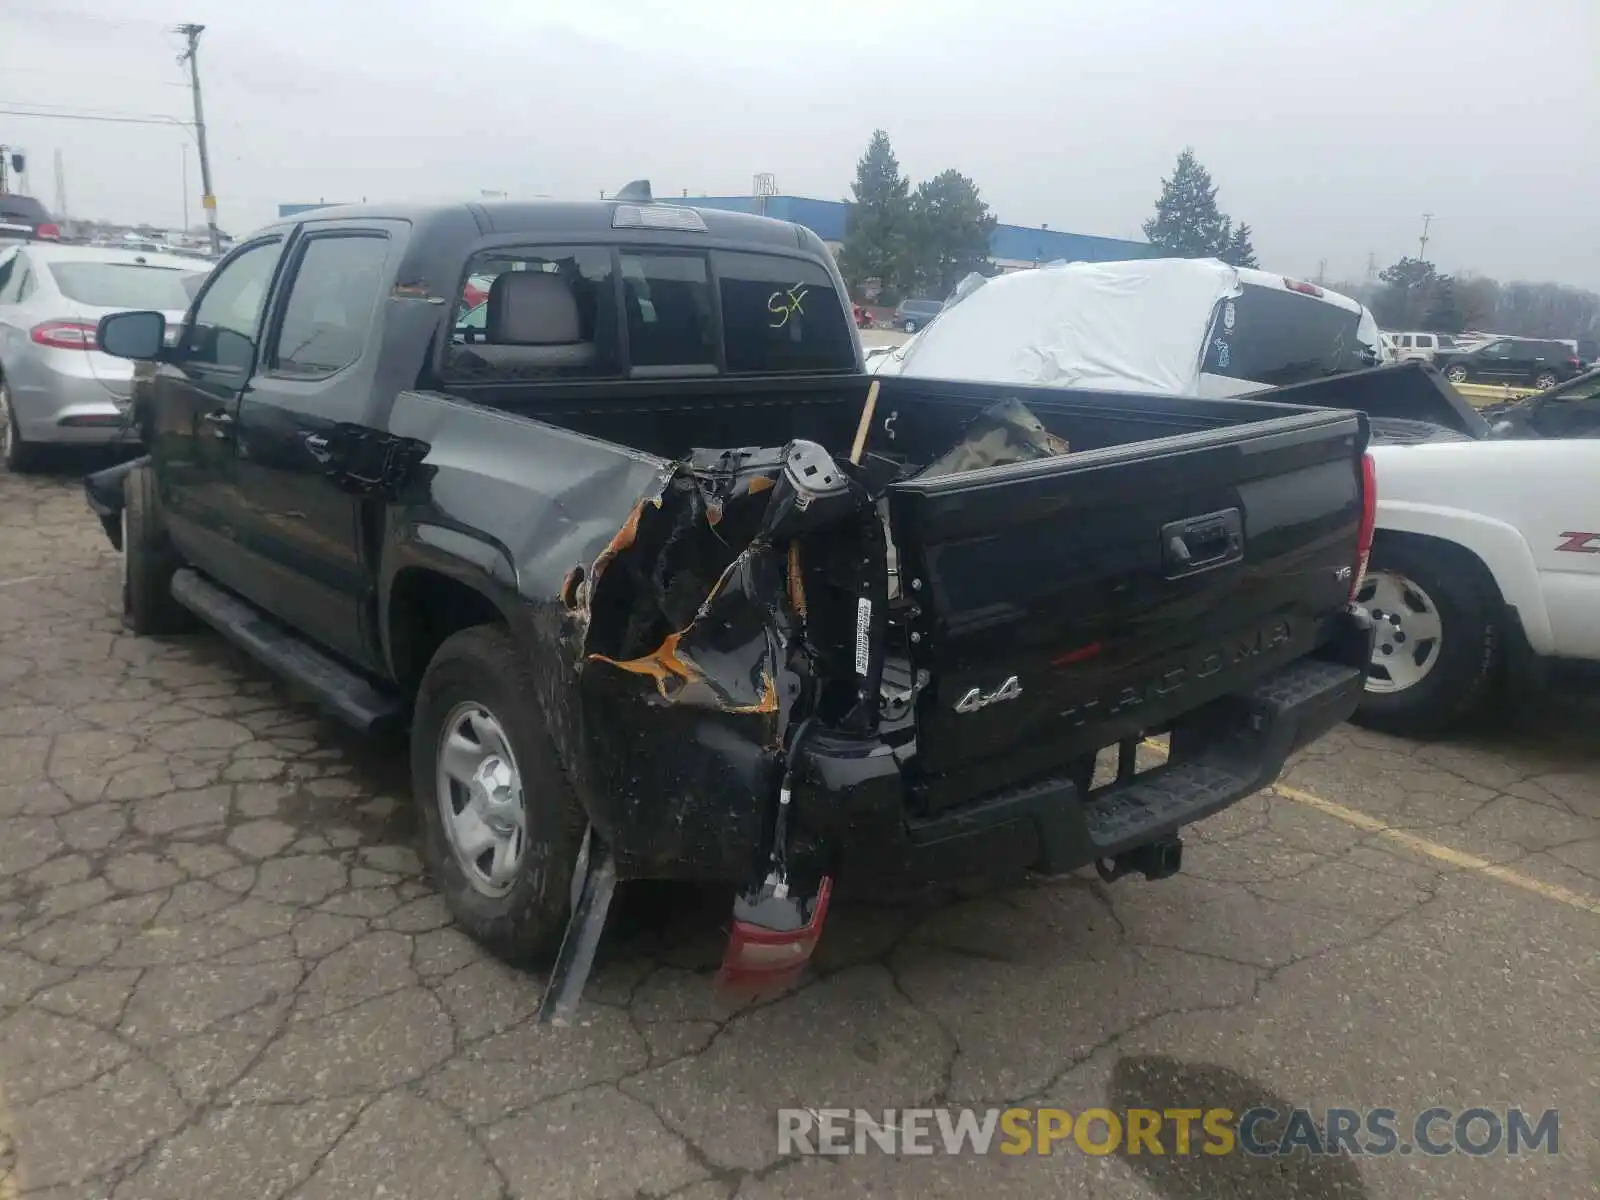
1139,740,1600,916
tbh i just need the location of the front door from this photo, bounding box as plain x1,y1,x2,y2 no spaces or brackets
148,237,286,591
227,226,398,670
1471,341,1518,381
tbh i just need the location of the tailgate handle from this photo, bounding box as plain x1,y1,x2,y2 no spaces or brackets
1162,508,1243,577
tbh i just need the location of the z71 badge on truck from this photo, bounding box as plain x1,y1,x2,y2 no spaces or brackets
84,184,1376,1019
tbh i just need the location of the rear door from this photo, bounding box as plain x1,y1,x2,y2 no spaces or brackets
886,399,1366,810
228,223,400,670
144,235,286,587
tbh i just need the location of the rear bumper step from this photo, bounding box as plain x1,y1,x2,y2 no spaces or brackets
795,617,1372,885
170,569,406,734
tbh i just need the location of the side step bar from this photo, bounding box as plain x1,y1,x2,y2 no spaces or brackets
169,569,407,735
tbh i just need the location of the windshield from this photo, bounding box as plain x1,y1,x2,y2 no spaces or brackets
48,261,207,310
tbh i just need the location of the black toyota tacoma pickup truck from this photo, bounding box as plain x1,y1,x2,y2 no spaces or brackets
87,187,1375,1017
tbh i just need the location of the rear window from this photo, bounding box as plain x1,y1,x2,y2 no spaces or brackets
717,251,855,374
444,243,851,381
620,251,717,372
1202,284,1371,387
47,261,207,310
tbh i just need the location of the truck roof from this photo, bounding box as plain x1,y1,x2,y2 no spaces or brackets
258,198,822,255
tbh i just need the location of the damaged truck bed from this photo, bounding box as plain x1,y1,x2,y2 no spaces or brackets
87,193,1376,1019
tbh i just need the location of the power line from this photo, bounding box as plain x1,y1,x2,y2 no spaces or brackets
0,106,192,129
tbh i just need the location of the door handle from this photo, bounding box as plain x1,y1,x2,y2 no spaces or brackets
202,410,234,439
1161,508,1244,578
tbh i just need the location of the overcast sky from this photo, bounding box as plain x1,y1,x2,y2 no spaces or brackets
3,0,1596,288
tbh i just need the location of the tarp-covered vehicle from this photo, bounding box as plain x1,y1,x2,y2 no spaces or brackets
85,190,1376,1019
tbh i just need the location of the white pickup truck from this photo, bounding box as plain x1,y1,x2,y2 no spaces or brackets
1352,369,1600,734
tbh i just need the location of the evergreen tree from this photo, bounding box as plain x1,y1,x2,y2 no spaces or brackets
904,169,997,298
837,131,911,298
1142,148,1232,258
1221,221,1258,268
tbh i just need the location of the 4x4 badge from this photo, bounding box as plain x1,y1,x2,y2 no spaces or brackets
954,676,1022,714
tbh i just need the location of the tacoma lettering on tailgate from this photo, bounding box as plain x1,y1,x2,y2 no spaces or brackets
1058,618,1293,727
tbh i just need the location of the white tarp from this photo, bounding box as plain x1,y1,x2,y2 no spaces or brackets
882,258,1244,394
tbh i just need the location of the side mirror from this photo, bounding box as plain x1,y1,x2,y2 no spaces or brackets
96,311,168,361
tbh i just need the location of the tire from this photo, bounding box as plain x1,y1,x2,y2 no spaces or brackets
411,624,585,964
122,463,192,634
903,319,918,333
1444,365,1469,385
1534,371,1558,390
1350,537,1501,738
0,377,41,473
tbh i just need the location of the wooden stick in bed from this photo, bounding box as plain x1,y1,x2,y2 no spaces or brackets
849,379,880,466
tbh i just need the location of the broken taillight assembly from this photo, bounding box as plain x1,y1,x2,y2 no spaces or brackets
1351,451,1377,602
716,875,833,998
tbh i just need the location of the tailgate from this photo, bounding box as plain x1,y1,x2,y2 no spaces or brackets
887,409,1366,811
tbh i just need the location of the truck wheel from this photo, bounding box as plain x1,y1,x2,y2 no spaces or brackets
1444,365,1469,384
1534,370,1558,390
411,625,584,964
1351,539,1500,738
122,463,192,634
0,379,40,473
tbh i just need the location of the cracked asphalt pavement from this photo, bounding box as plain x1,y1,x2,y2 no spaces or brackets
1,467,1597,1200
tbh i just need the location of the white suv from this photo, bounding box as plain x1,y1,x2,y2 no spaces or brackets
1387,331,1460,363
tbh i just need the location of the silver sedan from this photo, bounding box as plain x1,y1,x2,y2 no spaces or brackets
0,243,208,470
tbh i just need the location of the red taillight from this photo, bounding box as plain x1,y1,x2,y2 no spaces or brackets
716,876,832,998
1284,277,1325,298
30,321,97,350
1568,357,1580,368
35,223,61,241
1352,451,1377,602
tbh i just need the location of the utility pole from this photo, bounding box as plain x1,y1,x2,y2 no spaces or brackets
181,148,189,232
1365,252,1377,284
1316,258,1327,285
177,24,221,256
1418,213,1433,261
54,148,69,236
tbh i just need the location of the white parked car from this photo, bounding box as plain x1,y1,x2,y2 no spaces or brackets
867,258,1384,397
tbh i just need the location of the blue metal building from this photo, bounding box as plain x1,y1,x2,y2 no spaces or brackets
681,195,1154,270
